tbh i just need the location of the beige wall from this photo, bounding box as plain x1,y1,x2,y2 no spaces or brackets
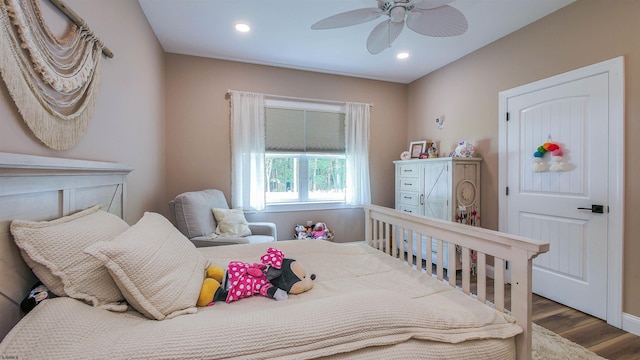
165,55,407,242
408,0,640,317
0,0,166,224
3,0,636,319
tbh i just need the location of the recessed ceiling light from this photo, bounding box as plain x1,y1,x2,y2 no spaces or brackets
235,23,250,33
396,52,409,60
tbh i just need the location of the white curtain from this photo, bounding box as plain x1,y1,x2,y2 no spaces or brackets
230,91,266,211
345,102,371,206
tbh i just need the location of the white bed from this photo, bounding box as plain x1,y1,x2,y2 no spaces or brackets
0,153,548,359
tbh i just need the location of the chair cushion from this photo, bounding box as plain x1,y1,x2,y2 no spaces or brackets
212,208,252,237
173,189,229,239
85,212,206,320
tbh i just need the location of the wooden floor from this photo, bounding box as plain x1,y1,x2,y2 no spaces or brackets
448,269,640,359
532,294,640,360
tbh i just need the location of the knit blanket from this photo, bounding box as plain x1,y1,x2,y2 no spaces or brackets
0,241,521,359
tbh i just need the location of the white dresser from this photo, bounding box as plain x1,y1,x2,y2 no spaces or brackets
394,157,482,270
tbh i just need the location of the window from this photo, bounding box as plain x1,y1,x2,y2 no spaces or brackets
229,90,370,212
265,104,346,205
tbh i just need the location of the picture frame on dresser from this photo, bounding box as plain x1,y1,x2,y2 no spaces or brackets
409,140,427,158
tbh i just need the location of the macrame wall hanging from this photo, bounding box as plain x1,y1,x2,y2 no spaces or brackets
0,0,112,150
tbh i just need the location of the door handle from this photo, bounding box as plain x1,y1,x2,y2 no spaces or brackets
577,205,604,214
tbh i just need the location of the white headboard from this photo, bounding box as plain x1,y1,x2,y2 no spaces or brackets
0,152,132,341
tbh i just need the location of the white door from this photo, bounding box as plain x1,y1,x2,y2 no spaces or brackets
506,73,608,319
499,57,624,327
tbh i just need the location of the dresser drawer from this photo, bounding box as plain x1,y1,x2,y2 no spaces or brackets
397,163,419,177
398,178,419,192
398,191,420,206
397,204,419,214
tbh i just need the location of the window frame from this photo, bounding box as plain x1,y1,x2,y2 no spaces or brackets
264,99,349,211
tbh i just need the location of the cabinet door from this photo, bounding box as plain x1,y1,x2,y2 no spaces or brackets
421,161,451,221
451,161,481,226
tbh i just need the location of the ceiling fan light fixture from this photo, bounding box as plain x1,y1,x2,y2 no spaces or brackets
389,6,406,22
396,52,409,59
312,0,467,54
235,23,251,33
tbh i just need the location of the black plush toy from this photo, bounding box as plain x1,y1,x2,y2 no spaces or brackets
266,258,316,295
20,281,57,314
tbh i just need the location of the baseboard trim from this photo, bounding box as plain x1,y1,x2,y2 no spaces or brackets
622,312,640,336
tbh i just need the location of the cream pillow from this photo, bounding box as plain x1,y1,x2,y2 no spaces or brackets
10,205,128,309
85,212,206,320
212,208,252,237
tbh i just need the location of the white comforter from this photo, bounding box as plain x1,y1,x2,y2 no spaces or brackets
0,241,521,359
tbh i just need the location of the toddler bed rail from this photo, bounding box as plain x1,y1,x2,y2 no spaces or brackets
364,204,549,360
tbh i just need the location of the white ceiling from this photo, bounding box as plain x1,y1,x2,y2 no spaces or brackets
138,0,575,84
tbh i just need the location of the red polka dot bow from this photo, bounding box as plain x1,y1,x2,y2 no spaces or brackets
261,247,284,269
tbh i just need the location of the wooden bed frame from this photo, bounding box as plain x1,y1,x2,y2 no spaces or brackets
0,152,132,341
0,152,548,359
364,205,549,360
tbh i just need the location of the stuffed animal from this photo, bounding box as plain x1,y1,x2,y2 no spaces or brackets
309,222,333,240
196,265,228,307
197,248,316,306
294,224,307,239
21,281,57,313
264,249,316,295
196,263,288,306
310,222,327,239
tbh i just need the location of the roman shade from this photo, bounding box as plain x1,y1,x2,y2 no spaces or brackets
265,108,346,153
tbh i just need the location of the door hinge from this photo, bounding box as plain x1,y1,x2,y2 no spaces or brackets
506,187,509,196
506,112,510,121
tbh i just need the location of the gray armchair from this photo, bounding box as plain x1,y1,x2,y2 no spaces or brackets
169,189,277,247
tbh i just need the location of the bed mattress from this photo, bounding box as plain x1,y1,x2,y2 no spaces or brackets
0,240,520,359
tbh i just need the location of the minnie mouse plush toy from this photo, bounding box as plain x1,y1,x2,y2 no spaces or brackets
196,248,316,306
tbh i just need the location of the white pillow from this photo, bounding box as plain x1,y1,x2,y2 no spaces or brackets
10,205,128,309
212,208,252,237
85,212,206,320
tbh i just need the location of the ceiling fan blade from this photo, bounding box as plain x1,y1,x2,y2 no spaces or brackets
406,5,468,37
366,19,404,55
413,0,455,10
311,8,384,29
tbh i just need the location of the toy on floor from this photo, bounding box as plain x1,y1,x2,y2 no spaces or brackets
310,222,327,239
197,247,316,306
294,222,333,240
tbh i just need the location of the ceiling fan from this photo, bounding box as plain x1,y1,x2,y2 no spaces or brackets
311,0,468,55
